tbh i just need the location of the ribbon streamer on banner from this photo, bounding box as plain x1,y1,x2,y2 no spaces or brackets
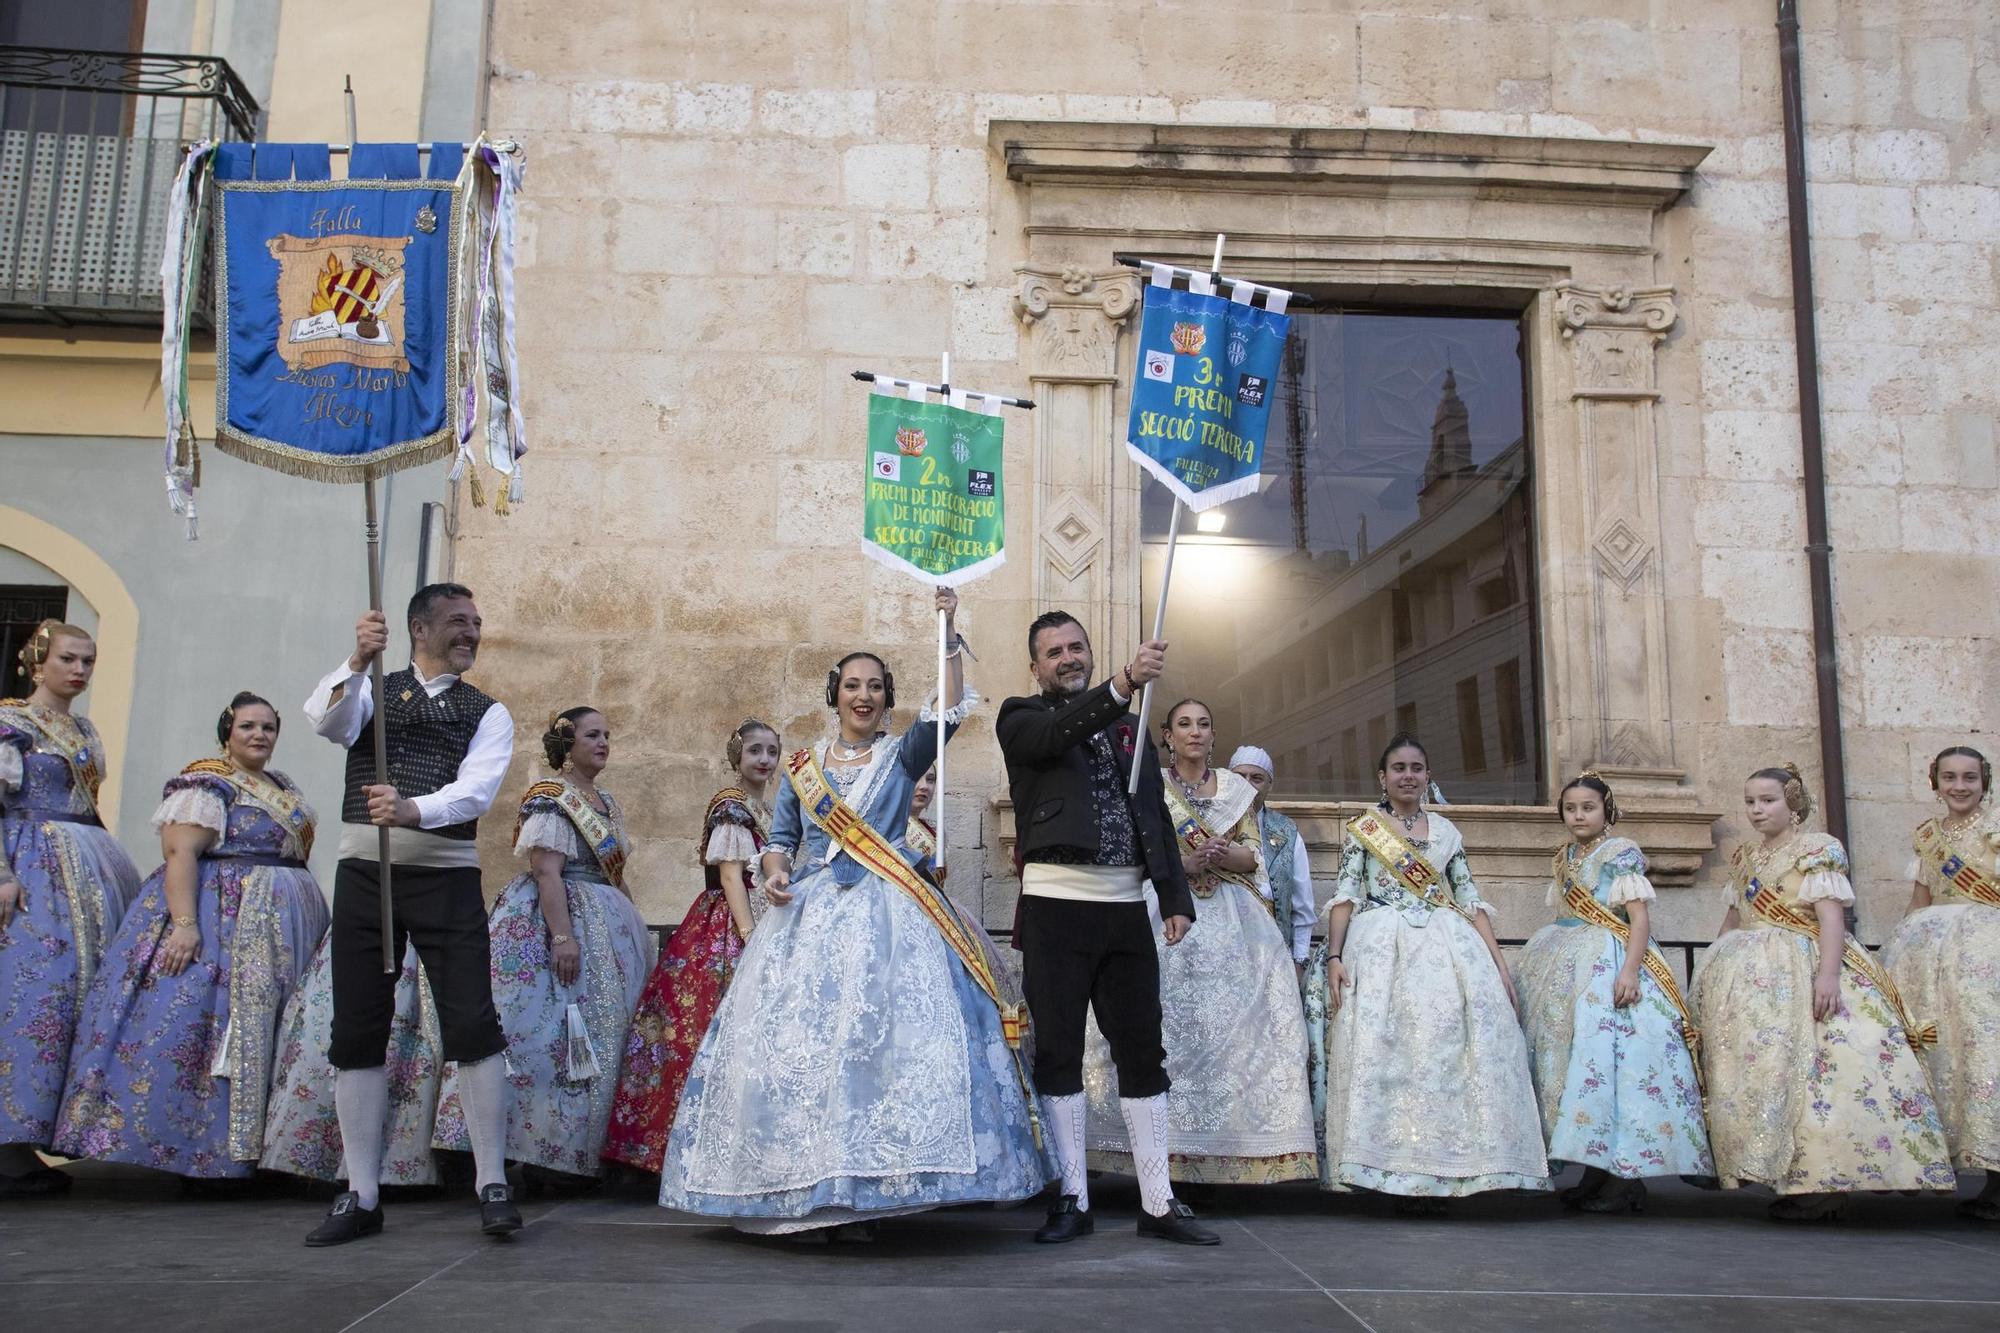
161,141,216,536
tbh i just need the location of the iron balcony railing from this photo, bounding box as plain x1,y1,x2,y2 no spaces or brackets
0,46,259,327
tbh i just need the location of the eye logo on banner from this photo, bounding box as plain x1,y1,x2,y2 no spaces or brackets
1125,267,1293,511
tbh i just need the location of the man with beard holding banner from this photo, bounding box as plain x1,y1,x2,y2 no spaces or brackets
997,612,1216,1246
300,584,520,1245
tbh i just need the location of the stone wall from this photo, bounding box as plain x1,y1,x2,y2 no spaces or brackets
465,0,1999,943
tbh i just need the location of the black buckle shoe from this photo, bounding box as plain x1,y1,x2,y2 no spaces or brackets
480,1183,523,1237
1137,1197,1219,1246
304,1190,384,1247
1033,1194,1095,1244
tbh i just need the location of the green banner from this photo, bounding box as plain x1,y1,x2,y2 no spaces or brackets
862,393,1006,586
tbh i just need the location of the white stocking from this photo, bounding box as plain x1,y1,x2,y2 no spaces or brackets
1042,1093,1089,1211
454,1054,509,1193
1119,1094,1173,1217
333,1066,388,1210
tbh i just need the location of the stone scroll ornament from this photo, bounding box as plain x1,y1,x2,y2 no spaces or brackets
861,385,1007,587
1124,264,1293,511
158,137,526,536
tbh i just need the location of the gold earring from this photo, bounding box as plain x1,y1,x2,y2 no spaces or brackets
1790,810,1804,827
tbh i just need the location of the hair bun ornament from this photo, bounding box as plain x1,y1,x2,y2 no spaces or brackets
1781,760,1803,779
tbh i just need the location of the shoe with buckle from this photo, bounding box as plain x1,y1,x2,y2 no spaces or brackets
1033,1194,1095,1244
304,1190,384,1246
1136,1197,1219,1245
480,1182,523,1237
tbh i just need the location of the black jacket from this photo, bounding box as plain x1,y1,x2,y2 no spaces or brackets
996,680,1196,924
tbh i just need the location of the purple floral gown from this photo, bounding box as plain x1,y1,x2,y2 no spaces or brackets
0,701,142,1150
53,763,327,1177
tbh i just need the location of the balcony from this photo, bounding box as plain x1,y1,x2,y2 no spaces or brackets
0,46,258,328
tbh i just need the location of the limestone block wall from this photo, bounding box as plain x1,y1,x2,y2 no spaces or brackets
461,0,1998,943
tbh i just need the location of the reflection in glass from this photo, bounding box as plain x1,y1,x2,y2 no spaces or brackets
1140,309,1541,804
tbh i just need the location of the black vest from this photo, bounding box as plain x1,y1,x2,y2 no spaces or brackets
342,668,497,840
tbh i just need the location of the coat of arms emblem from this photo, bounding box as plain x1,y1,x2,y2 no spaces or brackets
267,232,412,372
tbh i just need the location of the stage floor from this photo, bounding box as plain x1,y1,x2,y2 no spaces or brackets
5,1167,1998,1331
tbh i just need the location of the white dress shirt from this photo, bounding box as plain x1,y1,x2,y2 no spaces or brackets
1282,827,1316,963
305,657,514,866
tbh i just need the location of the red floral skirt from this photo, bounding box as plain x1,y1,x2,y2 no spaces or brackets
600,887,742,1172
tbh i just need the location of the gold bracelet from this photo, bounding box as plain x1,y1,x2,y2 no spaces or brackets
549,933,572,945
171,914,197,929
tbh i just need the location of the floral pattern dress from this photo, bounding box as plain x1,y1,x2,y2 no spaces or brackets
435,783,652,1176
1881,814,2000,1173
260,941,444,1185
1082,768,1316,1184
0,702,142,1150
53,764,327,1177
1512,837,1712,1179
659,695,1051,1233
1316,811,1549,1196
1692,832,1955,1194
602,788,765,1174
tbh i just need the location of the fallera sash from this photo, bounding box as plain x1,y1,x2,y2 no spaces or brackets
520,779,626,889
1161,777,1268,912
181,758,316,861
1,699,104,817
1346,810,1472,923
1913,818,2000,909
1554,847,1704,1098
786,746,1040,1145
1730,853,1936,1051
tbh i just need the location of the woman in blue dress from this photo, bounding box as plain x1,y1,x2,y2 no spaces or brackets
660,587,1049,1236
435,706,652,1182
0,620,143,1196
54,692,329,1179
1513,773,1712,1212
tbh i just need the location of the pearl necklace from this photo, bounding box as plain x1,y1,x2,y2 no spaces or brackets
830,736,873,762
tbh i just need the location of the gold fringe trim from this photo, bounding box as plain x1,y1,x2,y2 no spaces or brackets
211,428,456,485
468,470,486,509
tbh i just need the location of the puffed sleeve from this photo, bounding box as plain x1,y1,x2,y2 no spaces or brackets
1329,834,1369,912
151,772,231,835
1794,837,1855,904
1904,854,1926,886
513,796,582,859
1602,842,1656,906
704,797,759,865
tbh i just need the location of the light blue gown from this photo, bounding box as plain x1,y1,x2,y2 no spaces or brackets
659,695,1050,1232
1513,837,1712,1179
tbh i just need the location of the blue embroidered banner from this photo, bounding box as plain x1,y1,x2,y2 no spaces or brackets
1123,277,1291,511
211,143,464,480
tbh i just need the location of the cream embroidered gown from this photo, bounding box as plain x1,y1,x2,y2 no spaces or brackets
1081,768,1317,1184
1692,832,1954,1194
1317,810,1549,1196
1881,813,2000,1174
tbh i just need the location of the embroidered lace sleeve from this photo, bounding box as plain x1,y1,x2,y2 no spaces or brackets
917,686,981,727
705,822,759,865
1329,834,1369,912
1794,836,1854,903
514,801,582,859
1794,868,1855,903
152,774,231,835
1445,849,1493,920
1602,841,1655,905
1904,854,1927,886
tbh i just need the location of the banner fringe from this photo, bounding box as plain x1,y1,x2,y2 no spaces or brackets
211,428,456,484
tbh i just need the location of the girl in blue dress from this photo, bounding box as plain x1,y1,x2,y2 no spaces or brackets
54,692,329,1180
659,587,1049,1236
1513,772,1712,1212
0,620,143,1196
